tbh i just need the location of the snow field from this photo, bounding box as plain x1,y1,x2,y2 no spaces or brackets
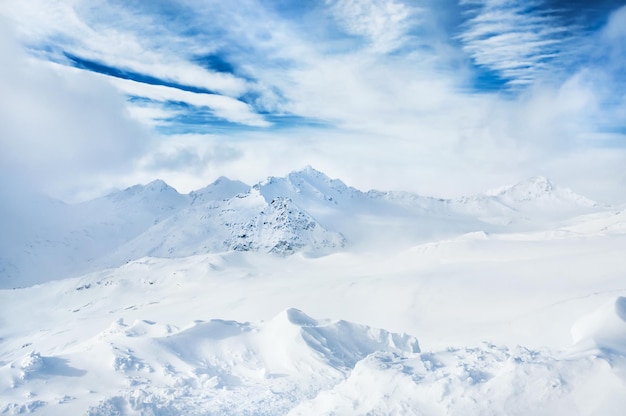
2,225,626,414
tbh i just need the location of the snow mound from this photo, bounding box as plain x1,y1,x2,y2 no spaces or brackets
19,351,44,379
77,309,420,414
290,344,624,416
571,297,626,355
261,308,420,370
160,308,419,381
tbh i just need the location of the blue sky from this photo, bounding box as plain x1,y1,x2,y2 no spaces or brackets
1,0,625,202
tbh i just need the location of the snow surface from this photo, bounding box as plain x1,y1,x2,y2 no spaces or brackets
1,168,625,414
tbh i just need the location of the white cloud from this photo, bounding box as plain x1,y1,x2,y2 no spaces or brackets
0,0,250,97
325,0,419,53
107,77,271,127
125,104,176,128
0,19,153,198
603,5,626,40
0,1,625,206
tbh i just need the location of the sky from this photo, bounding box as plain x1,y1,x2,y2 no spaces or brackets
0,0,625,203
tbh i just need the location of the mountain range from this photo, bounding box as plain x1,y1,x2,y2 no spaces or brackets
0,167,607,288
1,168,626,415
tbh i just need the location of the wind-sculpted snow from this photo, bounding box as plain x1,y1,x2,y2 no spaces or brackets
2,306,625,415
571,297,626,356
0,309,420,415
289,345,615,416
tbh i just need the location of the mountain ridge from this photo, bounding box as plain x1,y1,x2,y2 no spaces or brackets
0,167,609,288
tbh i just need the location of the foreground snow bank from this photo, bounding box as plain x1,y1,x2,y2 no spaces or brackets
2,226,626,415
1,309,419,415
2,306,626,415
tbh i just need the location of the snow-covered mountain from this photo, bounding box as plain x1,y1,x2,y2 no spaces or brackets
0,167,607,288
254,167,603,246
1,169,626,415
443,177,600,226
103,187,345,264
189,176,250,206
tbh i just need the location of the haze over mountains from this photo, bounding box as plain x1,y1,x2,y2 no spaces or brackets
0,167,606,288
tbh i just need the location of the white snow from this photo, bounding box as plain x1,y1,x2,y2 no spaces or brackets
1,168,625,415
571,296,626,356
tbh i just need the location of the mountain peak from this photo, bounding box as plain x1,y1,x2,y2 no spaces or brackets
256,167,356,209
483,176,597,209
145,179,175,192
292,165,326,178
506,176,554,198
190,177,250,205
260,166,329,186
106,179,179,200
486,176,554,199
521,175,553,192
211,176,238,186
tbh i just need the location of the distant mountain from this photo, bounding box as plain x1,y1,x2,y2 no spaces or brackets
451,176,601,225
486,176,597,206
189,177,250,206
0,168,609,288
102,187,345,264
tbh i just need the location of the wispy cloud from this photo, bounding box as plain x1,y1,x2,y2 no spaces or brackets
109,77,271,128
458,0,576,87
325,0,420,54
0,0,273,130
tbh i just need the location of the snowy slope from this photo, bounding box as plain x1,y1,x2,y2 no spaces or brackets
0,191,71,288
561,208,626,235
0,180,190,288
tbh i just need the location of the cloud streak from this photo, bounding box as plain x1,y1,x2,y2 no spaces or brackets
458,0,575,87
